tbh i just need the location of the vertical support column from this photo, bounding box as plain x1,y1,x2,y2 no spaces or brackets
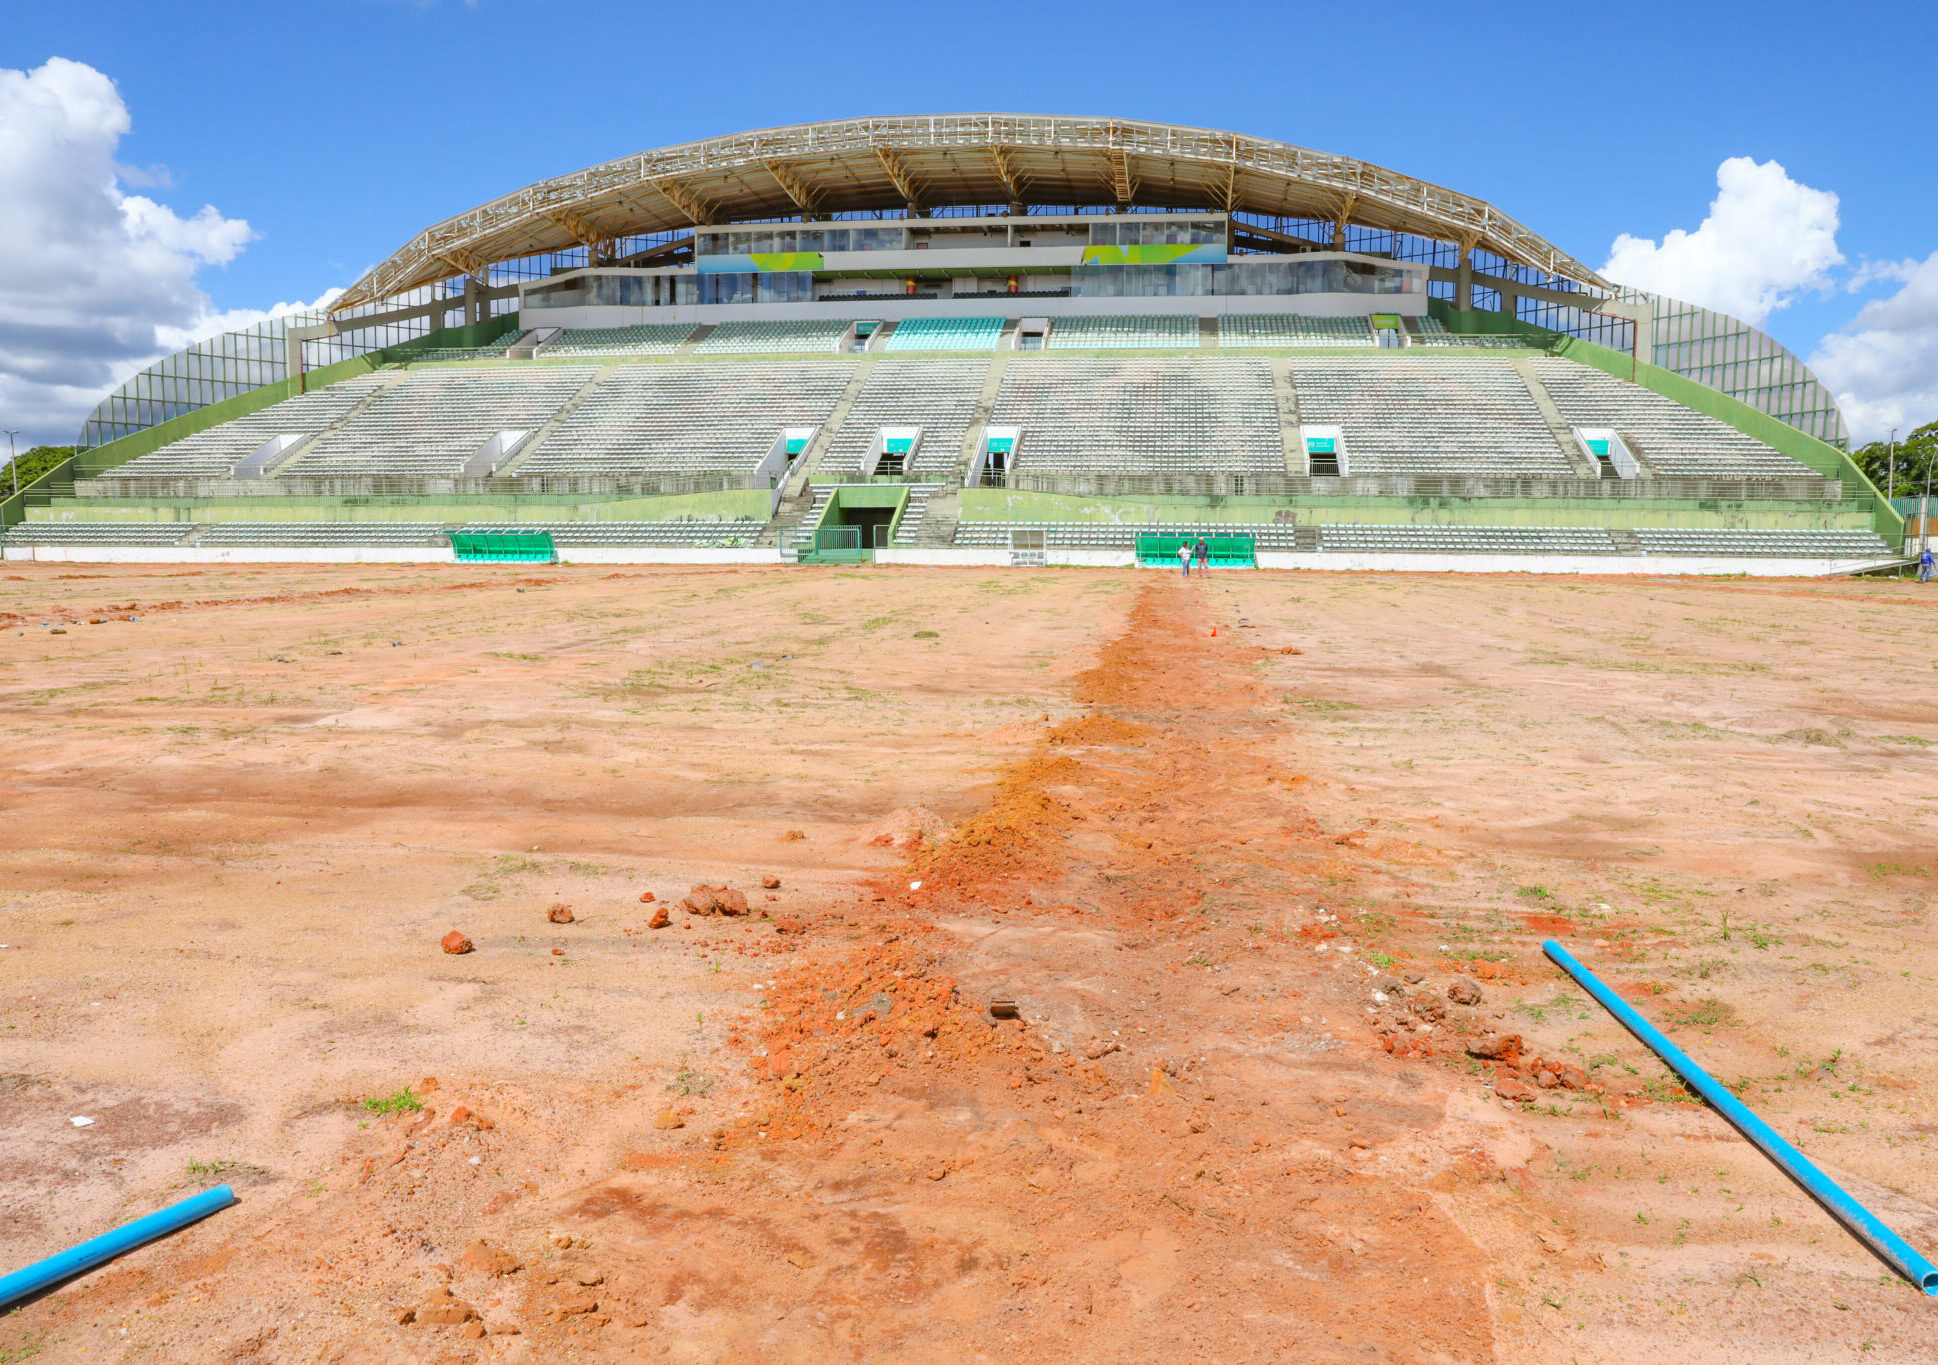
464,275,485,328
1455,247,1473,313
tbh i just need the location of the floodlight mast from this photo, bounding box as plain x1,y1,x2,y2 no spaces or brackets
3,430,17,497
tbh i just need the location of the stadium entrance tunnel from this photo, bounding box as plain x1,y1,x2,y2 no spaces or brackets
809,485,910,562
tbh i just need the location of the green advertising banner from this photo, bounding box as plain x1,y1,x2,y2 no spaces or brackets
1078,243,1227,266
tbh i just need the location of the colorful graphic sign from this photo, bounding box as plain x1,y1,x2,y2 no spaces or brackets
1077,243,1227,266
1305,437,1337,455
696,252,825,275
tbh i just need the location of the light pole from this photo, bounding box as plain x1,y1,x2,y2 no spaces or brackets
3,430,17,497
1887,428,1897,503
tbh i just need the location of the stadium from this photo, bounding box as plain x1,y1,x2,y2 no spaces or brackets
0,115,1904,574
8,115,1938,1365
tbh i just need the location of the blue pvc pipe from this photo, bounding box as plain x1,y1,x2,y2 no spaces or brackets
0,1184,237,1311
1543,939,1938,1295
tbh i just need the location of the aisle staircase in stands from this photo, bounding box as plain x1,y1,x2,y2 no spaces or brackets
891,484,947,545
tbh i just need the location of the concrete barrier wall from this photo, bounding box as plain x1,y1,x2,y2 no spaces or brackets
1252,551,1899,577
2,545,456,564
553,547,785,565
1,544,1895,577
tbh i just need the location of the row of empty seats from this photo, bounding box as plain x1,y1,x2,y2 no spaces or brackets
3,522,195,544
197,522,446,546
1629,528,1890,558
950,522,1892,557
1047,315,1201,349
1531,359,1813,478
519,362,850,476
694,320,855,354
1220,314,1376,347
1315,524,1619,554
1293,357,1574,478
108,375,390,479
989,358,1282,474
540,324,697,357
819,360,990,478
456,521,759,546
882,316,1006,351
953,521,1303,551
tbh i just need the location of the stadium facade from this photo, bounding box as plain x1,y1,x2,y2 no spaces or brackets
8,115,1900,573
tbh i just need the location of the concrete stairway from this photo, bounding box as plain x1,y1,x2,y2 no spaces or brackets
891,484,947,544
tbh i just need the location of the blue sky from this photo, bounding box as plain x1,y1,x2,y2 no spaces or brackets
3,0,1936,445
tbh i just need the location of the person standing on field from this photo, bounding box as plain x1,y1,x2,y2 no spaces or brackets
1921,545,1934,582
1178,541,1192,578
1195,538,1210,574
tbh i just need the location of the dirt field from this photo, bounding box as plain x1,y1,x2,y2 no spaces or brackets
2,562,1936,1362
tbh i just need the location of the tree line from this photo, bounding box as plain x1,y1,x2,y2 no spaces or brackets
2,444,77,495
1851,421,1938,500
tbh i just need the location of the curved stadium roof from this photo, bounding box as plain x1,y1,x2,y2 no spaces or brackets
334,114,1608,311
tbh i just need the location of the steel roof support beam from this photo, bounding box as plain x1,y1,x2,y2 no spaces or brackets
764,160,825,217
872,144,925,215
651,177,715,228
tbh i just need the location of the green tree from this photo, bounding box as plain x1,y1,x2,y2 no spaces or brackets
2,444,76,494
1851,421,1938,500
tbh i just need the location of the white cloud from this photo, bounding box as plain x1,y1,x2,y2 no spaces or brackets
1810,250,1938,444
1845,257,1919,293
0,57,297,448
1603,157,1843,326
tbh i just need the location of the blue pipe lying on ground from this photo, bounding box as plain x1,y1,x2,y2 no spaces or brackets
1542,939,1938,1295
0,1184,237,1311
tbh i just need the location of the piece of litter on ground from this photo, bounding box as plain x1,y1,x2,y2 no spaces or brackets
70,1116,95,1127
909,880,922,891
468,1157,481,1165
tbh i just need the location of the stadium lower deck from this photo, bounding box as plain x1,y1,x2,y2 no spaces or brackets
10,316,1903,575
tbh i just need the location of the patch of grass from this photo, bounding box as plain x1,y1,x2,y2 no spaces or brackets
913,630,939,639
1367,950,1394,969
361,1087,424,1116
669,1064,713,1098
1666,997,1737,1032
1868,861,1931,880
1516,885,1555,902
186,1158,235,1179
1291,697,1361,713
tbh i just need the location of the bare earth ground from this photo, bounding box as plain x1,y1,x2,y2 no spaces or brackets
1,563,1935,1362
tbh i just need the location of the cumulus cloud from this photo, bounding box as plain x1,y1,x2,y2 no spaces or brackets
1810,250,1938,444
1603,157,1843,326
0,57,275,447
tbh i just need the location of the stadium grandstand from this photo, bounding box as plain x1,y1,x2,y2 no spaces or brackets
4,115,1903,574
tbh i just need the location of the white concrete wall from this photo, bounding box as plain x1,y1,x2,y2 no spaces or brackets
551,547,784,565
1250,552,1900,578
2,545,455,564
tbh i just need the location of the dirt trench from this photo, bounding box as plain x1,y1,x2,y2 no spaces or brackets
533,579,1504,1361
